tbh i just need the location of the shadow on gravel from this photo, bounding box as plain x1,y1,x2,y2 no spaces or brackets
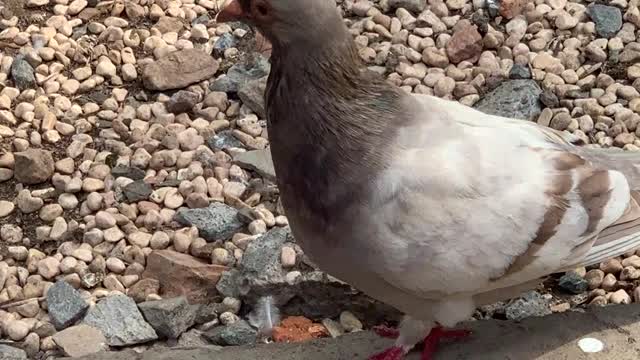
63,303,640,360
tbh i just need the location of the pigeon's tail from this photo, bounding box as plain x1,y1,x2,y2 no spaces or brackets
573,147,640,189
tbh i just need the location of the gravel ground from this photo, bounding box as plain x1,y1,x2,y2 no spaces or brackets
0,0,639,358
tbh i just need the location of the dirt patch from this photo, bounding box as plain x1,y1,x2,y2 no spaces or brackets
0,176,85,257
0,0,25,17
603,58,627,80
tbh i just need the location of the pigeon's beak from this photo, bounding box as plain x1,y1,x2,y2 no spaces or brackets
216,0,245,23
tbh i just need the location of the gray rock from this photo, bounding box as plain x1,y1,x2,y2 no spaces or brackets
233,149,276,182
239,226,290,280
216,226,293,297
194,303,220,325
210,54,270,93
174,203,244,242
71,25,88,40
138,297,197,339
558,273,589,295
166,91,200,114
111,166,146,180
539,90,559,108
81,272,101,289
220,268,401,328
217,227,291,298
177,329,212,348
486,0,500,17
474,80,542,120
215,270,244,299
387,0,426,13
34,322,57,338
509,64,531,80
202,320,256,346
10,56,36,90
237,76,267,118
0,344,27,360
191,14,211,26
123,180,152,202
213,33,237,58
142,49,219,91
207,130,245,151
47,280,90,330
83,294,158,346
14,148,55,185
477,301,507,320
587,4,622,39
504,291,551,321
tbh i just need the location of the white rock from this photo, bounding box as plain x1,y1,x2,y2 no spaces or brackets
610,289,631,304
49,217,68,240
163,188,184,209
95,211,116,229
280,246,296,268
96,59,117,77
103,227,125,243
38,257,60,279
556,11,578,30
1,224,22,243
40,204,63,222
6,320,30,341
74,245,94,261
128,232,151,247
212,248,232,265
58,193,79,209
121,64,138,81
106,257,125,273
578,337,603,353
339,311,363,332
150,232,171,249
0,201,14,217
68,0,88,14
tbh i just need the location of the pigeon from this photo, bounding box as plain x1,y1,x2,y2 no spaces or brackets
216,0,640,359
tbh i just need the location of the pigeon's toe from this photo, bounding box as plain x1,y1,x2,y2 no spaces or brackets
368,346,405,360
372,325,400,339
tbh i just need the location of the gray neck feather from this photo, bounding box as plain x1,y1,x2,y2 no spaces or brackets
263,25,412,227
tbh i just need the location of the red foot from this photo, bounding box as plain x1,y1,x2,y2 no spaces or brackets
368,346,405,360
421,326,472,360
369,324,471,360
373,325,400,339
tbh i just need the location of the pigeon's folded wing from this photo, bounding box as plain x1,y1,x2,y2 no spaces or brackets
366,95,640,299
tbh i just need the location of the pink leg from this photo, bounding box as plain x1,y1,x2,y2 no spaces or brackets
421,326,472,360
369,323,471,360
368,325,403,360
373,325,400,339
368,346,405,360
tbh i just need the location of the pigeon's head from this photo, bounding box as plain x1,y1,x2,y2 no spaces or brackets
216,0,346,48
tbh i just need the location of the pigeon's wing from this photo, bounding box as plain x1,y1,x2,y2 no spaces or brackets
364,94,640,299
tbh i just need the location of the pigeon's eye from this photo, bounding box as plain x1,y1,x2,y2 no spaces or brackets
251,0,270,18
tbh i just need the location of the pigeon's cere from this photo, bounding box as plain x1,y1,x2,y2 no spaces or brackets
215,0,640,359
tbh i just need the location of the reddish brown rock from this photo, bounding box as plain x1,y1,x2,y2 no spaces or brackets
142,49,219,91
14,148,54,184
272,316,328,343
142,250,227,303
446,24,483,64
499,0,527,19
